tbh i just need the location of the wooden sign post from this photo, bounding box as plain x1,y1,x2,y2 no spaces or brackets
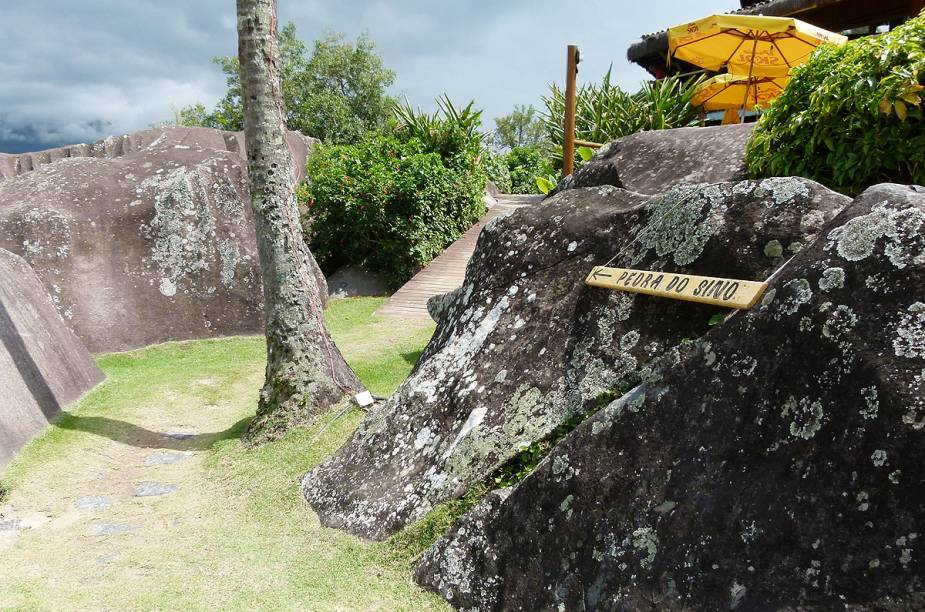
586,266,768,310
562,45,579,179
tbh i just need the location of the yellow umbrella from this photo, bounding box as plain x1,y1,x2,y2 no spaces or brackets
692,74,789,110
669,14,847,79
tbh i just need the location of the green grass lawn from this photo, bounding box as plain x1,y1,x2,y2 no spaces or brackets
0,297,445,611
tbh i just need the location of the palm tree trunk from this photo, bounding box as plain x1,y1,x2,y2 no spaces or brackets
237,0,363,442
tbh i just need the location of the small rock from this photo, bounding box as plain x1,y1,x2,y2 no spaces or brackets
0,518,22,531
164,431,196,441
74,496,113,510
134,483,179,497
326,264,389,298
144,451,191,465
88,524,141,536
95,552,120,565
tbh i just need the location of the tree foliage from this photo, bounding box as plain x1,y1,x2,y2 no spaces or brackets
747,12,925,194
492,105,546,150
181,24,395,144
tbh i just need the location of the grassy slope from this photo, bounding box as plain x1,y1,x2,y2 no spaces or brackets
0,298,443,611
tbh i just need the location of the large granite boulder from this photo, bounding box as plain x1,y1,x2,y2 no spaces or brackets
417,184,925,610
0,126,319,352
555,124,754,196
302,177,850,540
0,249,104,468
0,125,315,183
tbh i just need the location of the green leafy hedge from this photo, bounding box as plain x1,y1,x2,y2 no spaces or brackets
747,13,925,194
505,147,548,194
481,150,512,193
301,135,486,286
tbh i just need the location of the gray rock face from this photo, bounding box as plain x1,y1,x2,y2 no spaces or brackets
0,248,104,468
555,124,754,196
0,126,320,352
426,287,464,324
417,183,925,610
302,177,850,540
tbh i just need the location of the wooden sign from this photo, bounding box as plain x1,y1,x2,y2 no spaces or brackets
586,266,768,310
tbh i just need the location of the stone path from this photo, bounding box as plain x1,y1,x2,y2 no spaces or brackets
375,194,543,318
0,427,194,550
0,366,256,604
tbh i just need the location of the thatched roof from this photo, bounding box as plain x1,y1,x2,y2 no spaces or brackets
627,0,924,74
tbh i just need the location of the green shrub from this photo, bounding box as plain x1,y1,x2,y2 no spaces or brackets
505,147,548,194
302,135,487,286
391,95,485,160
481,149,512,193
747,13,925,194
542,69,704,170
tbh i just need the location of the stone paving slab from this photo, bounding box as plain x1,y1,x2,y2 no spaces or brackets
87,523,141,536
134,482,179,497
74,496,113,510
144,451,192,465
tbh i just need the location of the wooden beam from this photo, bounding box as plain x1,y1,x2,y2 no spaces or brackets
562,45,579,179
575,139,604,149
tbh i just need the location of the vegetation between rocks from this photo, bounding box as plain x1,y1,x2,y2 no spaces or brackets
747,11,925,194
504,146,549,194
542,68,705,170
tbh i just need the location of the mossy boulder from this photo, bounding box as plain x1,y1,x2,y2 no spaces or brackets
555,124,754,196
302,177,849,540
417,184,925,610
0,126,318,352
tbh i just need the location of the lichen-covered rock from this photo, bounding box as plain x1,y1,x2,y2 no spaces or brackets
0,126,318,352
554,124,754,197
302,177,849,540
0,248,103,468
427,287,464,324
417,183,925,610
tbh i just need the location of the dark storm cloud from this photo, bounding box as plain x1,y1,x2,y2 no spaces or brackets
1,0,733,153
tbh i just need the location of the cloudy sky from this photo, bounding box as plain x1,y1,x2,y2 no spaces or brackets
1,0,734,153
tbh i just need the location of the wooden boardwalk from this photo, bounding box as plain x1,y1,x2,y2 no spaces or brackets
375,194,543,318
